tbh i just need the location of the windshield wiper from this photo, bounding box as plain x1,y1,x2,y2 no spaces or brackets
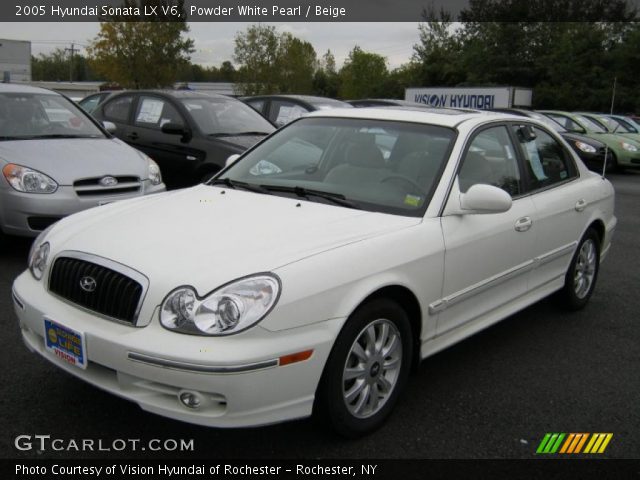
16,134,101,139
260,185,361,210
208,177,271,195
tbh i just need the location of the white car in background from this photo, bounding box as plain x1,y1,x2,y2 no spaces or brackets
0,84,165,237
12,107,615,437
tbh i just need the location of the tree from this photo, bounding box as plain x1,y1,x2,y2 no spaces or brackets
338,46,388,99
86,0,194,88
276,33,317,94
233,24,316,95
31,48,101,82
233,24,280,95
313,50,340,98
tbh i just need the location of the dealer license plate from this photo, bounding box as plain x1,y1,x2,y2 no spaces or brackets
44,318,87,369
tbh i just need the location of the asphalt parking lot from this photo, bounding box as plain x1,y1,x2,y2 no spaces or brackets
1,171,638,460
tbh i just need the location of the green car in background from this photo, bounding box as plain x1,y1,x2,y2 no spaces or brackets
577,112,640,144
605,114,640,135
540,110,640,171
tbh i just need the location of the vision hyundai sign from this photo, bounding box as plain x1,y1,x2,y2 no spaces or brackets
405,86,533,110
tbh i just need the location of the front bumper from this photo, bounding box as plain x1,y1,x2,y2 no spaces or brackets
12,272,342,428
0,181,166,237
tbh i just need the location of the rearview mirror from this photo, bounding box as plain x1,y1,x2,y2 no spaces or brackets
102,121,117,134
225,154,241,167
460,184,512,214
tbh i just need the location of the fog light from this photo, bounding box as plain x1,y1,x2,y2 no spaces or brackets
178,391,202,409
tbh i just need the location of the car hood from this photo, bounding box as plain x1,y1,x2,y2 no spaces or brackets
0,138,148,185
561,132,605,148
588,132,640,148
47,185,421,293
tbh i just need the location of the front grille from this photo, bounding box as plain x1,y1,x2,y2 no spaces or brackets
48,256,144,324
73,176,141,197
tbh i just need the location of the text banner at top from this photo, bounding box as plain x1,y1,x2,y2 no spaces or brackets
5,0,640,22
5,0,464,22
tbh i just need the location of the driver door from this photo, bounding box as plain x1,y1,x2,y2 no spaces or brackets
436,125,537,335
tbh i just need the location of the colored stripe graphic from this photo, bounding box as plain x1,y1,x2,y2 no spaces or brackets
537,433,613,454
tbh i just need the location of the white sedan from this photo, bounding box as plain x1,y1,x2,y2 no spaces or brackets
12,108,616,437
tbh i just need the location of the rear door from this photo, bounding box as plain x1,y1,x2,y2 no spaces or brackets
510,123,584,292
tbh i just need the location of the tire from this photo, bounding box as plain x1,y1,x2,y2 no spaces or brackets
558,228,600,310
314,298,413,438
604,151,618,174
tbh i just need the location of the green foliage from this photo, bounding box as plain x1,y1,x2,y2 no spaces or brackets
233,25,317,95
86,0,194,88
31,48,102,82
313,50,340,98
338,46,389,99
411,0,640,112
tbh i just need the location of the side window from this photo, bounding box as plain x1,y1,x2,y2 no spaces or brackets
134,96,184,129
459,125,521,197
103,95,133,123
513,125,577,190
246,99,265,114
270,101,309,127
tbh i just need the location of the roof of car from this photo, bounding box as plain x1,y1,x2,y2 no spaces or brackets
305,106,516,128
108,89,232,100
0,83,58,95
243,94,350,104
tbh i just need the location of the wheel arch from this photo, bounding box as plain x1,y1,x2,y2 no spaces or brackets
348,285,423,370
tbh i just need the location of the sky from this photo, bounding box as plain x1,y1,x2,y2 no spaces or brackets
0,22,421,69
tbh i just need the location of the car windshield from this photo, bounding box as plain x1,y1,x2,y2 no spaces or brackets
527,112,566,132
217,117,456,217
576,115,608,133
180,97,275,136
0,92,105,140
602,116,634,133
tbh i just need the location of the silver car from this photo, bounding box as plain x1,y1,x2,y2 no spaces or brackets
0,84,165,237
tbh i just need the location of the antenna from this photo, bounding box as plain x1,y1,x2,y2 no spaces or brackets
601,76,617,179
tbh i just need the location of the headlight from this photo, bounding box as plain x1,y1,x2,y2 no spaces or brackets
28,224,56,280
2,164,57,194
148,159,162,186
160,274,281,336
575,141,596,153
622,142,638,152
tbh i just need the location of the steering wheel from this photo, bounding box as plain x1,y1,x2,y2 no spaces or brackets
380,175,426,195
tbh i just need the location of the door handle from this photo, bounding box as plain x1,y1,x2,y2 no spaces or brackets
126,132,139,140
515,216,532,232
575,199,587,212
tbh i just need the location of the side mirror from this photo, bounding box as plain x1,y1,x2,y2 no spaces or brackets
225,154,241,167
102,121,117,134
460,184,512,214
161,122,186,135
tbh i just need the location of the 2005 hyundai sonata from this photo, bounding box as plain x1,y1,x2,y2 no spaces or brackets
13,108,616,436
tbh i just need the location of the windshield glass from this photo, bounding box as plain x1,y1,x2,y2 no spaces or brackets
180,97,275,136
602,116,634,133
0,92,105,140
576,115,607,133
527,112,565,132
219,117,456,216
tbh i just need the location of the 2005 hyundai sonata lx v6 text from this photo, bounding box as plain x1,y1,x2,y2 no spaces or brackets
12,108,616,437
